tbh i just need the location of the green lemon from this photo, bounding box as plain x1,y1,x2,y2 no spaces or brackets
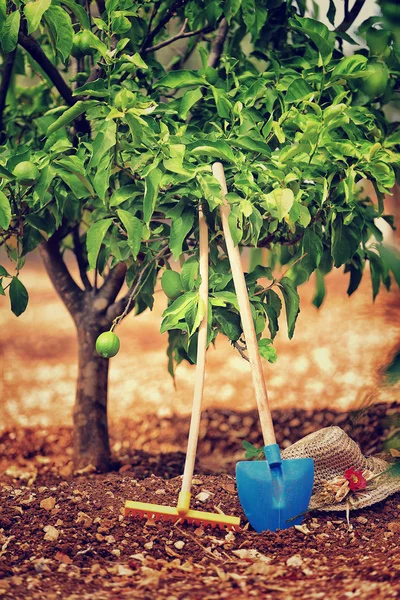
366,28,391,56
96,331,120,358
359,61,389,99
161,270,183,300
74,31,96,56
71,34,84,58
13,161,40,186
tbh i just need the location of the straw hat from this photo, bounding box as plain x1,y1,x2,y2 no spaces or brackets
281,426,400,511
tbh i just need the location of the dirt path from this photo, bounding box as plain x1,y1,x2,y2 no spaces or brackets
1,256,399,429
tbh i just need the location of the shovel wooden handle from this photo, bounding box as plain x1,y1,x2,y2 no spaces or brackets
179,205,209,511
212,162,276,447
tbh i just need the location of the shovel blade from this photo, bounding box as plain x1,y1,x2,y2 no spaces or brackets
236,447,314,532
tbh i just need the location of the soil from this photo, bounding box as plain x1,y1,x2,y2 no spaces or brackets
1,404,399,600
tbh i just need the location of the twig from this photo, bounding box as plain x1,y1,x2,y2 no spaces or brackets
174,526,223,561
0,49,16,144
335,0,366,33
207,17,228,68
233,341,249,362
141,0,186,50
146,20,213,53
279,252,308,279
110,245,170,329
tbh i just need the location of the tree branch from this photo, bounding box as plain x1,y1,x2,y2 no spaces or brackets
73,228,92,291
18,32,75,106
98,263,127,305
106,246,170,325
18,32,90,134
335,0,366,33
208,17,228,68
39,236,84,319
141,0,186,50
0,49,16,144
146,20,213,53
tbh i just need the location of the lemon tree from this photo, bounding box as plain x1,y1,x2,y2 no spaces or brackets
0,0,399,470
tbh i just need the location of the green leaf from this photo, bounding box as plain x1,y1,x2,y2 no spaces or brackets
180,257,199,292
187,140,235,163
264,188,294,221
368,251,382,302
179,88,203,120
214,308,241,341
73,79,110,98
170,209,194,261
60,0,90,28
230,136,271,156
43,5,74,62
89,120,116,169
264,289,281,339
86,218,113,270
0,0,6,29
110,185,136,207
331,54,368,80
154,70,205,89
24,0,51,34
47,101,95,136
1,11,21,53
0,190,11,230
211,86,232,119
0,265,10,277
285,79,314,103
117,209,142,260
278,277,300,339
312,269,325,308
143,167,162,224
242,0,256,30
326,0,336,26
290,16,334,65
299,228,323,278
378,244,400,287
331,213,360,268
9,277,29,317
224,0,242,24
258,338,277,363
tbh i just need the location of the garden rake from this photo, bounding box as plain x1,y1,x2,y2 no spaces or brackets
212,162,314,532
124,206,240,530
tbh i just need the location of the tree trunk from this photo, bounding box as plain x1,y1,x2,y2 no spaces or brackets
73,324,111,471
39,239,129,472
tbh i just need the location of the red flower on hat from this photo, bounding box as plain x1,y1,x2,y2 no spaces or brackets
344,467,367,491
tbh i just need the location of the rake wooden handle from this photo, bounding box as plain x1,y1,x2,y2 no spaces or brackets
179,205,209,511
212,162,276,447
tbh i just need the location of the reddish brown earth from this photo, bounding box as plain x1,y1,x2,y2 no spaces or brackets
0,404,399,599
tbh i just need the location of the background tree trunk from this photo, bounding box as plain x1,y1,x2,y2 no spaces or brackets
74,324,111,471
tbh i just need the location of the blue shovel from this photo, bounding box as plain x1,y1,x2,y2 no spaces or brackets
212,163,314,533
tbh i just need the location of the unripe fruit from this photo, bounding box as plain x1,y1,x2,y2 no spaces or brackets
366,28,391,56
95,331,120,358
13,161,40,186
359,61,389,99
73,31,96,57
161,270,183,300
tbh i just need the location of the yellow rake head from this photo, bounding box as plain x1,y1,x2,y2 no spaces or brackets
124,500,240,531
